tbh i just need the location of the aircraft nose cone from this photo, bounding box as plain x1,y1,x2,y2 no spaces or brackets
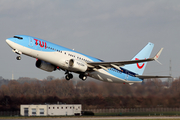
6,39,10,44
6,39,14,48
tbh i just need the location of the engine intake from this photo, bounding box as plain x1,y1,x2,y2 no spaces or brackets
36,60,56,72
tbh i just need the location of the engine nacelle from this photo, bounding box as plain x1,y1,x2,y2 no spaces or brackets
68,59,87,72
36,60,56,72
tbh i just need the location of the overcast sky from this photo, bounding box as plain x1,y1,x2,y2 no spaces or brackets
1,0,180,80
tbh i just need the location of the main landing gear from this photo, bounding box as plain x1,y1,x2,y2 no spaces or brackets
79,74,87,81
65,73,73,80
64,71,87,81
65,71,73,80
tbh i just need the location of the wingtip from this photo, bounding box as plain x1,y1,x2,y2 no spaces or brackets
154,48,163,60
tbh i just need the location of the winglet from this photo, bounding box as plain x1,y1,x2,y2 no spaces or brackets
154,48,163,60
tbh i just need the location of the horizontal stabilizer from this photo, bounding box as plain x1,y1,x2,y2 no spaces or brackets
135,75,172,79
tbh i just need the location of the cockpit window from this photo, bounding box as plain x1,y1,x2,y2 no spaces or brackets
14,36,23,40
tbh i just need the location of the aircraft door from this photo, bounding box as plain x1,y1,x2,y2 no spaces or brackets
28,38,33,47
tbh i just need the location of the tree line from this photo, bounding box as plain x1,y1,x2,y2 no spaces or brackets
0,76,179,111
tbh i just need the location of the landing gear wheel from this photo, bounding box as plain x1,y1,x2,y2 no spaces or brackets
65,75,70,80
16,56,21,60
82,76,87,80
79,74,87,81
69,74,73,79
65,73,73,81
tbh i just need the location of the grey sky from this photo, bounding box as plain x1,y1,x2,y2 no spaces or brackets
1,0,180,80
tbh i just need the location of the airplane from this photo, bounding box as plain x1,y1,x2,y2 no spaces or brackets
6,35,171,84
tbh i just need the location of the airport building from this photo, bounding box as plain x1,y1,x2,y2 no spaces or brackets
20,104,81,116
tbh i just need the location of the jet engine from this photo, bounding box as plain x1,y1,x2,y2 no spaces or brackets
36,60,56,72
68,59,88,72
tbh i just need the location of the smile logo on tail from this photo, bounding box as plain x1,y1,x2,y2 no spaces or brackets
135,58,145,69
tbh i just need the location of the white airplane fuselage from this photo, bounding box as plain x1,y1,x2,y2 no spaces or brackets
7,35,166,84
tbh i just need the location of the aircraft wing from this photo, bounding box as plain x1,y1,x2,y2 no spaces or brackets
135,75,172,79
87,48,163,71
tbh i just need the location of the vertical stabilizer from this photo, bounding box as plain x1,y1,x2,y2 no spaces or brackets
123,42,154,75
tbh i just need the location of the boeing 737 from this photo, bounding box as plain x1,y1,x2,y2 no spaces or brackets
6,35,171,84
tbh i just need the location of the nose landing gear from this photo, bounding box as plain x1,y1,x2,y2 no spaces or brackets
12,49,22,60
16,56,21,60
